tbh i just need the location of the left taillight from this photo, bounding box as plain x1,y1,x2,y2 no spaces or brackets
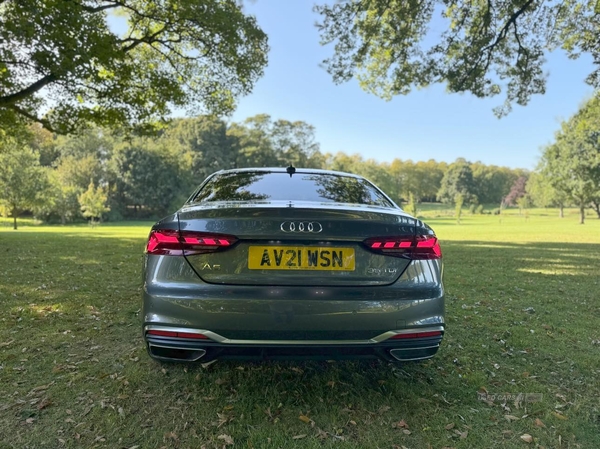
363,235,442,259
146,229,237,256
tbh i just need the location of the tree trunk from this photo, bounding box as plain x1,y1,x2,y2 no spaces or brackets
13,215,17,230
592,200,600,218
579,202,585,224
559,204,564,218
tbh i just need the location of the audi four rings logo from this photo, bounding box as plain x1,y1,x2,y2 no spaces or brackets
280,221,323,233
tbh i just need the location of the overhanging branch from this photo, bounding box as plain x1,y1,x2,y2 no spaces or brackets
0,73,57,106
7,104,57,133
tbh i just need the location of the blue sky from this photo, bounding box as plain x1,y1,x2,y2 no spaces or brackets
228,1,595,170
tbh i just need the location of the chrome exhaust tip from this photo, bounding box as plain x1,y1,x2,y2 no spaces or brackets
148,344,207,362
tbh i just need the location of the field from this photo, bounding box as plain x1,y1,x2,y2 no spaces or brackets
1,209,599,448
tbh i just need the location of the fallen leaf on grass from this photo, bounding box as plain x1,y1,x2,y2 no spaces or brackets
299,414,311,424
552,412,568,420
520,434,533,443
445,423,455,430
454,430,468,439
37,398,52,410
377,405,391,414
0,340,14,347
25,418,35,424
164,432,178,441
534,418,546,428
392,419,409,429
504,415,519,422
30,382,54,394
201,360,217,369
217,434,234,445
292,434,307,440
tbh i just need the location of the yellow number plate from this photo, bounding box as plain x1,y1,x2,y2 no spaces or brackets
248,246,355,271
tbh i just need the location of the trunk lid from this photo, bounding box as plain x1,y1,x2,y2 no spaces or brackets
178,201,417,286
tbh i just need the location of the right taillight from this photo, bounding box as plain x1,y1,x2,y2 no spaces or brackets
364,235,442,259
146,229,237,256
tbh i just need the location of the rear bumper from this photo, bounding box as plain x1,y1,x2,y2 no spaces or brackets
144,326,444,362
142,255,445,363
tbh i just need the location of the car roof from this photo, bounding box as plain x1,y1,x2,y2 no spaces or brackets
213,167,363,178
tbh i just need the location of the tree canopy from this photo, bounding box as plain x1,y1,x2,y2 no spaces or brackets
1,115,538,225
0,0,268,133
539,95,600,224
315,0,600,115
0,139,49,229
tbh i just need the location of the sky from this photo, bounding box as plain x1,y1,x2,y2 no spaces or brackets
226,0,596,170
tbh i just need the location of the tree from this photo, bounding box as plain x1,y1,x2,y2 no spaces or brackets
405,192,418,217
79,181,110,225
0,0,268,134
503,175,529,207
315,1,600,116
110,140,187,217
437,159,477,205
228,114,280,168
0,141,49,229
165,116,237,182
526,172,568,217
471,162,519,205
35,170,82,224
270,119,322,168
455,193,464,224
540,96,600,224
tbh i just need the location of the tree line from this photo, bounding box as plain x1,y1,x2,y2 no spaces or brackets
2,94,600,228
0,113,528,229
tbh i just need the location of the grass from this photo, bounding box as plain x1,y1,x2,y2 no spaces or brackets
1,212,599,448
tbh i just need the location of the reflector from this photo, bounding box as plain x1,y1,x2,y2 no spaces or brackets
390,331,442,339
147,329,209,339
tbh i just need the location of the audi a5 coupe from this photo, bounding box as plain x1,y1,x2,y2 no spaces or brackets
142,167,444,363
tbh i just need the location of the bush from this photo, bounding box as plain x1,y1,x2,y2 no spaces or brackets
476,204,484,214
492,208,501,215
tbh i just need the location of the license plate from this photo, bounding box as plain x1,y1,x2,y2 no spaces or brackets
248,246,355,271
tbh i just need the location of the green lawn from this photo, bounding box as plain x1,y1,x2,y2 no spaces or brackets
1,214,599,448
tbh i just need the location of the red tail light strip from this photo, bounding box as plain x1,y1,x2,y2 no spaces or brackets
364,235,442,259
146,229,237,256
147,329,209,340
389,331,443,340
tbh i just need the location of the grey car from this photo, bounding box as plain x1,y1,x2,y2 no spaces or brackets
142,167,444,363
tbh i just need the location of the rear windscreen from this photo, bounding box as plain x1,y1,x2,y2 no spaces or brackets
192,172,393,207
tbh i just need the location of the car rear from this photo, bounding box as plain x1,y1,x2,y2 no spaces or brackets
142,168,444,363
